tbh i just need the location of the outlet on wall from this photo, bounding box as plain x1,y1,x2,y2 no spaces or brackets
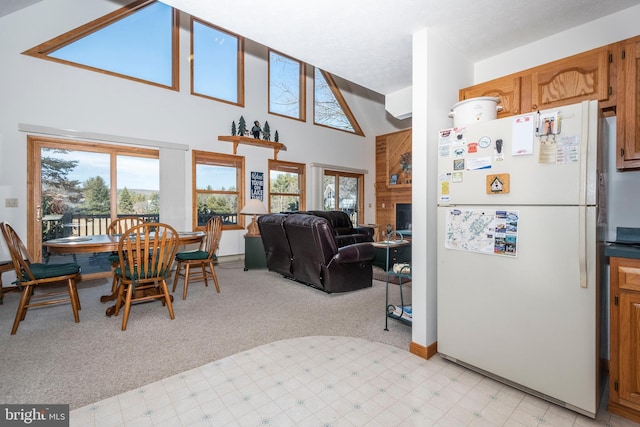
5,198,18,208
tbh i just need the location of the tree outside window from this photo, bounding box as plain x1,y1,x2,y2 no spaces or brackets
193,150,245,230
323,170,363,225
314,68,364,136
269,50,305,121
268,160,306,213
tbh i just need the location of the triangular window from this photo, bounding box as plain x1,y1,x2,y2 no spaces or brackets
23,0,178,90
313,68,364,136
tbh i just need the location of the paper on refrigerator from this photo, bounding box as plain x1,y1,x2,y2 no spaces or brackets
444,208,519,256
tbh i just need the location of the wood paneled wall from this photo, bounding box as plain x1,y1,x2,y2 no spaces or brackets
375,129,412,240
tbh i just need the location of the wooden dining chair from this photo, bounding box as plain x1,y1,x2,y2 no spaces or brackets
106,217,145,296
0,222,81,335
113,222,179,330
173,216,222,300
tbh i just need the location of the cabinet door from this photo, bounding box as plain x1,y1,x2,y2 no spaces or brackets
530,47,610,111
618,290,640,409
617,39,640,169
611,257,640,416
459,76,522,117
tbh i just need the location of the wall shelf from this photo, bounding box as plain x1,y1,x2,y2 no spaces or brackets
218,135,287,159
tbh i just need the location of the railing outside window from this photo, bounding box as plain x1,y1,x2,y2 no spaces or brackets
42,213,160,241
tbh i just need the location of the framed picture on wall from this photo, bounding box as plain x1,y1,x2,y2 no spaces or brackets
389,174,398,185
251,171,264,201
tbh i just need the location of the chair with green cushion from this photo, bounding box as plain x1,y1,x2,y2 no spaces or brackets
0,222,81,335
113,222,179,330
173,216,222,300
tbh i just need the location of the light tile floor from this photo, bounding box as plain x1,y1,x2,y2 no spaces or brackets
71,336,639,427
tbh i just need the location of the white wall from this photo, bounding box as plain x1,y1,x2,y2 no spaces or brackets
474,5,640,83
0,0,407,262
412,28,472,349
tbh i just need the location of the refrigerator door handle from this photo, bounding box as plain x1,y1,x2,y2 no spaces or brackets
578,205,588,288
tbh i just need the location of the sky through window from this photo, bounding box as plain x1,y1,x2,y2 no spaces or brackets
49,2,173,86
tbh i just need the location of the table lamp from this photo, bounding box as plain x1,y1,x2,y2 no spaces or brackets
239,198,268,236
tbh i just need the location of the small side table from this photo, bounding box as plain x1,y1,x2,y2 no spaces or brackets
244,235,267,271
372,240,411,270
371,233,412,331
0,260,17,304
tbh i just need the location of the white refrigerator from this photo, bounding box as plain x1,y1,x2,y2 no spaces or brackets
437,100,606,417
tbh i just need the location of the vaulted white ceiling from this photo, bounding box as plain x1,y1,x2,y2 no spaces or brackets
160,0,640,95
4,0,640,95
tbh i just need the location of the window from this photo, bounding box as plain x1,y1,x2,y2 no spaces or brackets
23,0,179,90
193,150,245,230
268,160,306,213
314,68,364,136
36,140,160,226
268,50,305,120
323,170,364,225
191,18,244,105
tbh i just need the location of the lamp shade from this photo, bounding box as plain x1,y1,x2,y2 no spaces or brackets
239,199,267,237
239,199,268,215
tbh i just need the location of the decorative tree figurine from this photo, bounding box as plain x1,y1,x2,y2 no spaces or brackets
274,130,279,142
262,121,271,141
238,116,247,136
231,121,236,136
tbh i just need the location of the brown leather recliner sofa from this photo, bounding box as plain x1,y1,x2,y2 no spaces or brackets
257,212,375,293
304,210,374,246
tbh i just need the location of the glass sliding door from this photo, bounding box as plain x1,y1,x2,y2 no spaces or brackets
28,136,159,278
322,170,364,226
41,148,110,238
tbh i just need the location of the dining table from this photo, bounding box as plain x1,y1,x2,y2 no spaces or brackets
44,231,205,254
44,231,205,316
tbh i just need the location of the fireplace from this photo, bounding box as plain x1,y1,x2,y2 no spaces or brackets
396,203,412,231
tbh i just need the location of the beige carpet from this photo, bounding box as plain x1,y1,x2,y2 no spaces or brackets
0,261,411,409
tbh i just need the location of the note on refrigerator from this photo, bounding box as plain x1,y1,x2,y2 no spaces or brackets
512,114,535,156
556,135,580,164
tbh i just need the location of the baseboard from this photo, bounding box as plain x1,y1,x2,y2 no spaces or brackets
409,340,437,359
218,254,244,263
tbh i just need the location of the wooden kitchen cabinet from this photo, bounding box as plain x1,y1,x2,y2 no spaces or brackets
460,46,612,116
459,75,524,117
530,47,610,111
459,39,640,170
609,256,640,423
616,37,640,169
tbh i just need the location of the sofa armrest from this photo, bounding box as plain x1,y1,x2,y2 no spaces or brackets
332,242,375,264
353,226,375,238
335,234,373,247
